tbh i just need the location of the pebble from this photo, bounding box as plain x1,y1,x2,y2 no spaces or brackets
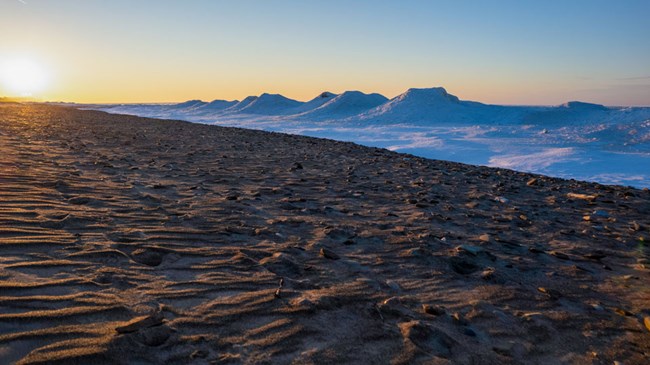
457,245,484,256
422,304,446,316
480,267,496,281
319,248,340,260
592,210,609,218
613,307,633,317
549,251,570,260
644,317,650,333
591,303,604,311
537,287,562,300
451,312,468,325
463,328,477,337
132,249,164,266
526,178,538,186
567,192,597,201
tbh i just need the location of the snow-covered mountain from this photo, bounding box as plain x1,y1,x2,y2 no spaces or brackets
234,93,303,115
193,99,239,113
295,91,388,120
357,87,500,124
290,92,338,114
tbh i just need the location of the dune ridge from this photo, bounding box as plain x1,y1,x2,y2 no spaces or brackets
0,103,649,364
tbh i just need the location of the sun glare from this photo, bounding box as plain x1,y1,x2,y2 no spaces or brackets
0,58,50,97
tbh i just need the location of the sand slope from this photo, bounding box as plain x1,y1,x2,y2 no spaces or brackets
0,104,648,364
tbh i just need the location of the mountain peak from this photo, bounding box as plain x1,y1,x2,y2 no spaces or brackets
560,101,608,111
400,87,460,103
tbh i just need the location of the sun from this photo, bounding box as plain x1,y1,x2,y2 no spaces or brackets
0,57,50,97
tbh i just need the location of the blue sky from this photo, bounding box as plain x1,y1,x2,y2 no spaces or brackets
1,0,648,105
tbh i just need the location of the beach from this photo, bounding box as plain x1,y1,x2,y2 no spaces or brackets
0,103,648,364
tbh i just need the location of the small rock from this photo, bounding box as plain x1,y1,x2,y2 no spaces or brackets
613,307,633,317
537,287,562,300
190,350,209,359
567,192,597,201
644,316,650,333
132,249,164,266
480,267,496,281
68,196,91,205
451,312,468,326
457,245,484,256
526,178,538,186
583,251,606,261
136,325,172,346
479,234,491,242
592,210,609,218
591,304,604,311
549,251,570,260
422,304,446,316
463,327,477,337
319,248,340,260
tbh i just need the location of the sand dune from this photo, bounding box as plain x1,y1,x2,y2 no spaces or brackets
0,103,649,364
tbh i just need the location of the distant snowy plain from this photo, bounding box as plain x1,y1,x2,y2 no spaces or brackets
85,88,650,188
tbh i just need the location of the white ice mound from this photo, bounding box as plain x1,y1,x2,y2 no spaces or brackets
236,93,304,115
296,91,388,120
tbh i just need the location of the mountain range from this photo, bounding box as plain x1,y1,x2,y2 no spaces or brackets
95,87,650,126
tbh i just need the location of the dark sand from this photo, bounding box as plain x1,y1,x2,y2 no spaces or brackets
0,103,649,364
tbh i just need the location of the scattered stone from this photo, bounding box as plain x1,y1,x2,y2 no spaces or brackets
613,307,634,317
479,234,491,242
319,248,340,260
378,297,411,317
457,245,484,256
549,251,570,260
190,350,209,359
567,192,597,201
526,178,538,186
463,327,477,337
592,210,609,218
450,256,480,275
132,249,164,266
68,196,91,205
583,251,606,261
135,325,173,346
116,311,164,334
631,221,643,231
451,312,468,326
480,267,496,281
225,193,239,200
537,287,562,300
399,321,456,357
591,304,604,311
422,304,446,316
529,246,545,254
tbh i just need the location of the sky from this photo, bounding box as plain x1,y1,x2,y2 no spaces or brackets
0,0,649,105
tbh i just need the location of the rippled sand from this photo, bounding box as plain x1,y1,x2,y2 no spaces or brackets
0,103,648,364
